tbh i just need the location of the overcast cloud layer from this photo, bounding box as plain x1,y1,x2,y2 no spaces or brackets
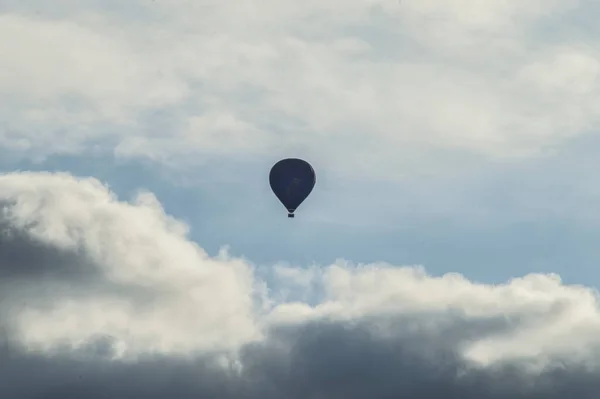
2,0,600,398
2,0,600,174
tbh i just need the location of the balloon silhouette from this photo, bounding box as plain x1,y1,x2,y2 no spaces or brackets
269,158,316,218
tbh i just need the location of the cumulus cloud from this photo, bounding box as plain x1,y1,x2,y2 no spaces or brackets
1,171,600,397
0,172,259,356
1,0,600,175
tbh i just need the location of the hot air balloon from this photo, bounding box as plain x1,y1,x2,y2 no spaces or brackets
269,158,316,218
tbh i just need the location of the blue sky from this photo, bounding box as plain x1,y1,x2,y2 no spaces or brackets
2,1,600,398
5,131,600,285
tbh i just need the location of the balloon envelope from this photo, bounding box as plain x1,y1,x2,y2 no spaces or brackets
269,158,316,217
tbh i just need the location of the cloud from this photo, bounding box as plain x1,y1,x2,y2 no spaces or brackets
0,171,259,356
1,171,600,397
2,1,600,176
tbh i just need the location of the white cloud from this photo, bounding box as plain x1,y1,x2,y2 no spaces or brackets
1,171,600,373
0,172,260,357
267,262,600,367
1,0,599,175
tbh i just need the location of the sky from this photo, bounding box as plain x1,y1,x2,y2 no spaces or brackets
2,0,600,397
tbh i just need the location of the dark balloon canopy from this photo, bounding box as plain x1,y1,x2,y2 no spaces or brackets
269,158,316,218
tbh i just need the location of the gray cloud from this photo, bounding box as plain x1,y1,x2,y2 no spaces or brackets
0,171,598,398
0,220,87,280
1,321,599,398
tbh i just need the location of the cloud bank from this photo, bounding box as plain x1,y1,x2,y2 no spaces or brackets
1,171,600,398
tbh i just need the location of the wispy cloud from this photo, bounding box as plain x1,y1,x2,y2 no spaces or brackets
2,1,599,176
